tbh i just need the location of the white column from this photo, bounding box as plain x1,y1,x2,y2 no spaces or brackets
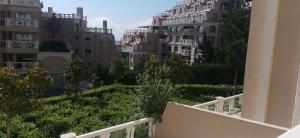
215,97,225,113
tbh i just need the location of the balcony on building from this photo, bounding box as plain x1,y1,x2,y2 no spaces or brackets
83,27,113,34
0,40,39,49
170,39,197,46
0,0,41,8
1,62,38,70
1,18,39,28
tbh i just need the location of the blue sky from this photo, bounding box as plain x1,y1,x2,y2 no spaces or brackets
41,0,178,40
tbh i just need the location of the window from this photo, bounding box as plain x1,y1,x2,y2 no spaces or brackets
85,36,92,40
0,11,5,18
75,35,79,40
16,12,32,19
75,24,80,32
75,49,79,53
209,26,217,33
85,49,92,53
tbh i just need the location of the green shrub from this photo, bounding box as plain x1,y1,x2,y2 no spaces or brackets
137,79,175,121
39,40,70,52
186,64,244,85
0,84,242,137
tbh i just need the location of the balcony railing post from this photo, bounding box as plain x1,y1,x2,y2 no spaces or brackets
60,132,77,138
100,133,110,138
229,98,235,111
148,120,156,138
126,126,135,138
239,96,243,105
215,96,225,113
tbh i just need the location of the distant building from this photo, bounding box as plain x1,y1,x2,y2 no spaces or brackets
122,28,162,70
41,7,120,69
0,1,121,89
0,0,41,70
122,0,247,69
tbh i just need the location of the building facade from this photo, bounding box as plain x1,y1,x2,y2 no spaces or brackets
122,0,246,69
0,0,41,70
41,7,119,69
122,28,163,70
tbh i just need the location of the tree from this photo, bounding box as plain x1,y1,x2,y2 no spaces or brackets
139,55,164,83
199,33,215,64
64,57,90,99
218,8,251,85
0,67,52,138
25,66,53,121
137,78,175,121
163,54,187,84
109,58,125,83
95,65,114,85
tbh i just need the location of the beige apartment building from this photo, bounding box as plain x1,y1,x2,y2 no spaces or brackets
41,7,120,69
122,28,164,70
0,0,41,70
62,0,300,138
122,0,246,69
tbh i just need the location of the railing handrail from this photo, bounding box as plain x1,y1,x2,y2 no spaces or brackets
193,94,243,110
61,94,243,138
76,118,153,138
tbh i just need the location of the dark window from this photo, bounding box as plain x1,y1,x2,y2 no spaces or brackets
85,49,92,53
84,36,92,40
8,33,12,40
0,11,5,18
75,35,79,40
209,26,217,33
0,19,5,26
75,49,79,53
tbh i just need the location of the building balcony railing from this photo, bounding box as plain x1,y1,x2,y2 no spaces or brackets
61,94,243,138
41,12,88,22
122,46,134,53
0,0,41,8
84,27,112,34
178,49,192,56
4,18,39,28
162,16,207,25
0,40,39,49
170,39,198,46
125,29,151,33
1,62,38,70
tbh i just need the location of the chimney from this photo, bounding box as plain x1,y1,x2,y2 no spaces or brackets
48,7,53,16
77,7,83,19
103,20,108,33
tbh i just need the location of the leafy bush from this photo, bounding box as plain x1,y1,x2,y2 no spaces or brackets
137,79,175,121
0,84,242,137
186,64,244,85
39,40,70,52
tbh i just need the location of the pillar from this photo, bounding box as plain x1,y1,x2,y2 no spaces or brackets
242,0,300,128
76,7,83,19
103,20,108,33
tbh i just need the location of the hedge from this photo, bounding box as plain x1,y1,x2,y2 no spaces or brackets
0,84,242,138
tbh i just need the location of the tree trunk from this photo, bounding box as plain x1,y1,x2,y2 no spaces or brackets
5,115,11,138
233,68,239,86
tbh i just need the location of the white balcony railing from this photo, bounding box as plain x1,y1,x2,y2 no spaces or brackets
170,39,198,46
61,118,155,138
0,40,39,49
193,94,243,115
4,18,39,28
61,94,243,138
0,0,41,7
1,62,38,70
122,46,134,53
